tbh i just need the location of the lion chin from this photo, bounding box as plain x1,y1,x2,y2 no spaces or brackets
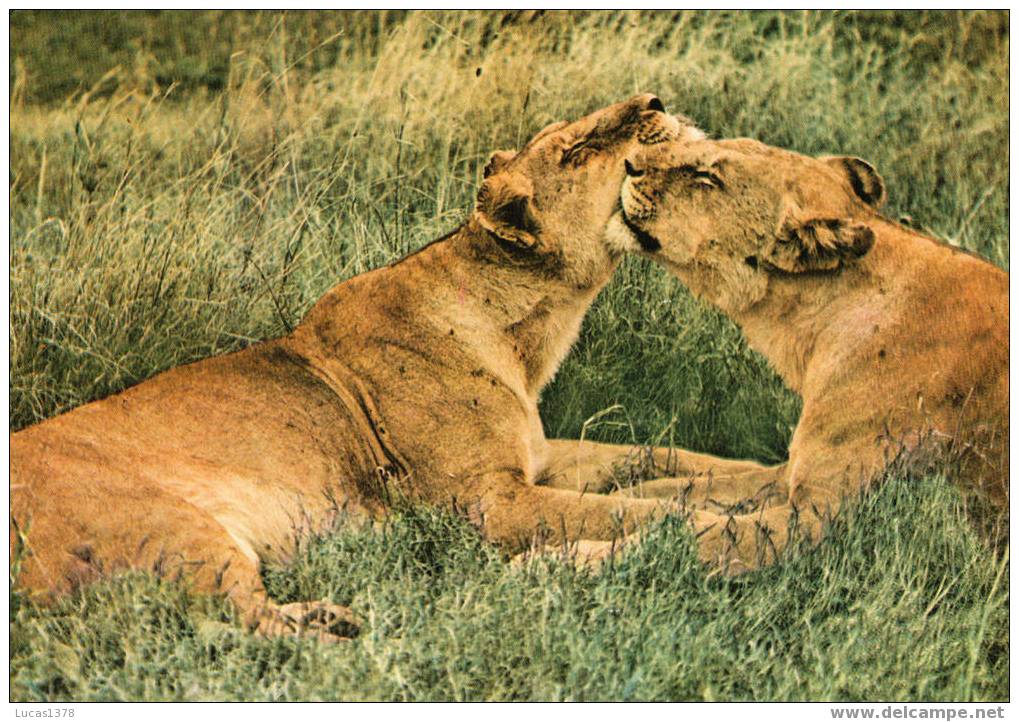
602,213,642,255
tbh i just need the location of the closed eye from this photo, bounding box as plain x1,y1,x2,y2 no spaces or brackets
677,164,725,189
561,139,599,165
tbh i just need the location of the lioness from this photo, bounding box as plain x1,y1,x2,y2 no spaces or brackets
11,96,746,640
608,135,1008,572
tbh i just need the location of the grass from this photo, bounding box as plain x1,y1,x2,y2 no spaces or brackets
8,10,1009,701
9,474,1009,701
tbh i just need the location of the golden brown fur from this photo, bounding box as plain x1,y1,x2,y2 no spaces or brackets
11,96,746,640
608,135,1008,572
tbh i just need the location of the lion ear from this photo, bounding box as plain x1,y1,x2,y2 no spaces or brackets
762,217,875,274
483,150,516,178
820,156,886,208
474,172,540,249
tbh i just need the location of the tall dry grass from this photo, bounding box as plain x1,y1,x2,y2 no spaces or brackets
10,11,1008,447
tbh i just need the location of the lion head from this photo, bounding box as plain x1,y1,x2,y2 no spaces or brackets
609,135,886,313
468,95,703,289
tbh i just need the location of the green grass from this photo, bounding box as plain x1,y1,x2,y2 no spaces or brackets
9,475,1008,701
9,10,1009,701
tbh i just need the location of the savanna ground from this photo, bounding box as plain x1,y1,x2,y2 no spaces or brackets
8,10,1009,701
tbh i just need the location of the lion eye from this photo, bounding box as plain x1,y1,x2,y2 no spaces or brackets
561,140,596,165
678,164,724,189
697,171,724,188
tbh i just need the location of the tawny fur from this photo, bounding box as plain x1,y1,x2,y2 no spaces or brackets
10,96,740,640
610,136,1008,572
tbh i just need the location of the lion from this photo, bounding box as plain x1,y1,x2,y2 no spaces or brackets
11,95,748,641
605,134,1008,572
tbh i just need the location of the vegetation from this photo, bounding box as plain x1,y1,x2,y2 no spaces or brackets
9,10,1008,700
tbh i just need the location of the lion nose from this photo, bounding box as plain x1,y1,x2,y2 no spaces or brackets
624,159,645,177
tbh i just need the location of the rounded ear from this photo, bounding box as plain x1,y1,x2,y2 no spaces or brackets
821,156,886,208
474,172,540,249
483,149,516,178
763,217,875,274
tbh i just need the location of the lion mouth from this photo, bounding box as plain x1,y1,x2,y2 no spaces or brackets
618,179,662,253
621,210,661,253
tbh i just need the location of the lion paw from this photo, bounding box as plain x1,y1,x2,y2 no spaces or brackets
512,537,638,571
258,600,360,643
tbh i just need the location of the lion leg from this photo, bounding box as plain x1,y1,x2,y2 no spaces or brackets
684,434,905,574
133,530,359,643
253,601,360,643
688,487,845,575
473,476,666,552
540,439,644,492
12,476,358,643
150,521,360,644
541,438,770,493
122,526,360,644
611,464,788,510
511,536,640,570
186,553,358,644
